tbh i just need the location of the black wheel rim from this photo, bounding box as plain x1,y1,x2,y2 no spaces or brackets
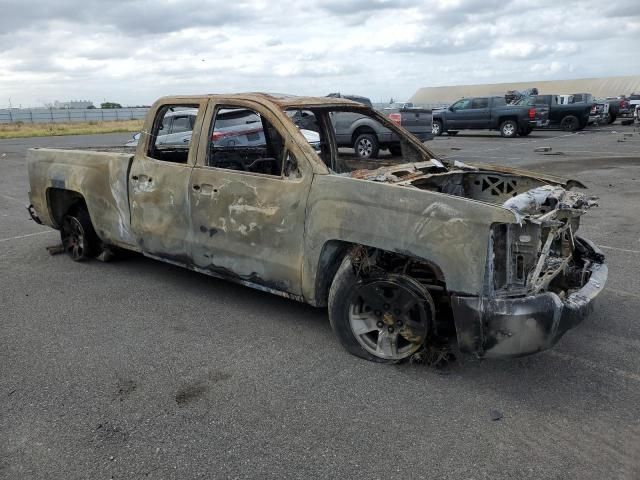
61,217,85,260
348,279,429,360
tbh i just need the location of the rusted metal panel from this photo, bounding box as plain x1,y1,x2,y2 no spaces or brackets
302,173,518,301
26,148,137,249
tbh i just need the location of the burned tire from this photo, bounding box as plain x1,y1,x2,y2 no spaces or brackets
60,207,100,261
432,120,443,136
353,133,379,159
328,256,434,363
499,120,518,138
560,115,579,132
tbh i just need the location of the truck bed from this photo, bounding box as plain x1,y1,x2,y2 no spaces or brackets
26,147,138,249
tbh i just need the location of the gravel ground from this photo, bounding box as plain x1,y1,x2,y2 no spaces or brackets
1,126,639,479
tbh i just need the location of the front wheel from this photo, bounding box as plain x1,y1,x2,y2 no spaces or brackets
353,133,379,159
328,256,435,363
60,208,99,261
499,120,518,138
432,120,443,136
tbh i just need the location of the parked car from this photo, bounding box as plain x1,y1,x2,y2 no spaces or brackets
431,96,548,137
326,93,432,158
383,102,415,110
606,96,633,121
515,95,592,131
125,108,197,147
126,108,321,151
26,93,606,362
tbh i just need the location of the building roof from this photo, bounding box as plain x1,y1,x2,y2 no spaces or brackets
409,75,640,105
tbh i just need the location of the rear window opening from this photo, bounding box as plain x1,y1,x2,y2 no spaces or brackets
147,104,199,164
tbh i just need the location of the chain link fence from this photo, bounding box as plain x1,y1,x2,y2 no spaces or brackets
0,108,149,124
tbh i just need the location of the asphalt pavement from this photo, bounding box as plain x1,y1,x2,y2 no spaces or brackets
1,126,640,479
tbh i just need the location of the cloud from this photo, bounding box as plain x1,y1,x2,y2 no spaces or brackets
0,0,637,108
490,42,580,60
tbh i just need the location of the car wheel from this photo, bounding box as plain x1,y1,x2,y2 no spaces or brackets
354,133,379,159
447,130,459,136
60,207,99,261
388,145,402,156
432,121,443,136
328,256,434,363
499,120,518,138
560,115,579,132
607,113,616,124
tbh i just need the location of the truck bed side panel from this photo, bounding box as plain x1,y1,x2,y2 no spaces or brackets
27,148,137,249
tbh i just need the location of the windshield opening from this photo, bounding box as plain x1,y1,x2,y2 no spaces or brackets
285,107,435,174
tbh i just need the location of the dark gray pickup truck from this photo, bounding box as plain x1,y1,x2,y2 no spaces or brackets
326,93,432,158
432,96,547,137
515,95,593,131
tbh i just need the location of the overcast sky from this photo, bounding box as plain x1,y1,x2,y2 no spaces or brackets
1,0,638,107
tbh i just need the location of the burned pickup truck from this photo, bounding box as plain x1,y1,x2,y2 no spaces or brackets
26,93,607,362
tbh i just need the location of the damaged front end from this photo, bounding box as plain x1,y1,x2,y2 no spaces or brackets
452,184,607,357
342,161,607,358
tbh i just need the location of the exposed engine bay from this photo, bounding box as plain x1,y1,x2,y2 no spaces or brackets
344,160,601,299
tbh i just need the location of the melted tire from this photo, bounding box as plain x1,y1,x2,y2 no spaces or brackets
60,207,100,261
328,256,435,363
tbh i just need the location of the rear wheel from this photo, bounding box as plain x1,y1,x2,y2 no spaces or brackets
432,120,443,136
60,207,99,261
499,120,518,138
560,115,579,132
328,256,434,363
353,133,379,159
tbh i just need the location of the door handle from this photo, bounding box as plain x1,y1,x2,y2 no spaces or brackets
192,184,201,191
131,175,139,181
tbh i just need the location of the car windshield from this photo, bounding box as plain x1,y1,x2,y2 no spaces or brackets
285,107,437,174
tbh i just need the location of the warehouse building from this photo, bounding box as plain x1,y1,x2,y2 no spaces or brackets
409,75,640,106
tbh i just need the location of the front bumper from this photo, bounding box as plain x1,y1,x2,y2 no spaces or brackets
451,237,607,358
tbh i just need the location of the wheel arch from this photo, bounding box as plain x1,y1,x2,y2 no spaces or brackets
350,125,378,145
497,115,518,125
46,188,88,229
312,240,447,308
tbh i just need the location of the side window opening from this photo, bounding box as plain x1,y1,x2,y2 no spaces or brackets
207,107,286,176
147,104,199,164
286,109,326,166
471,98,489,109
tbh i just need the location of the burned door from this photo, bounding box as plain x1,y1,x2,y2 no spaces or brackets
188,101,313,296
129,101,205,260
